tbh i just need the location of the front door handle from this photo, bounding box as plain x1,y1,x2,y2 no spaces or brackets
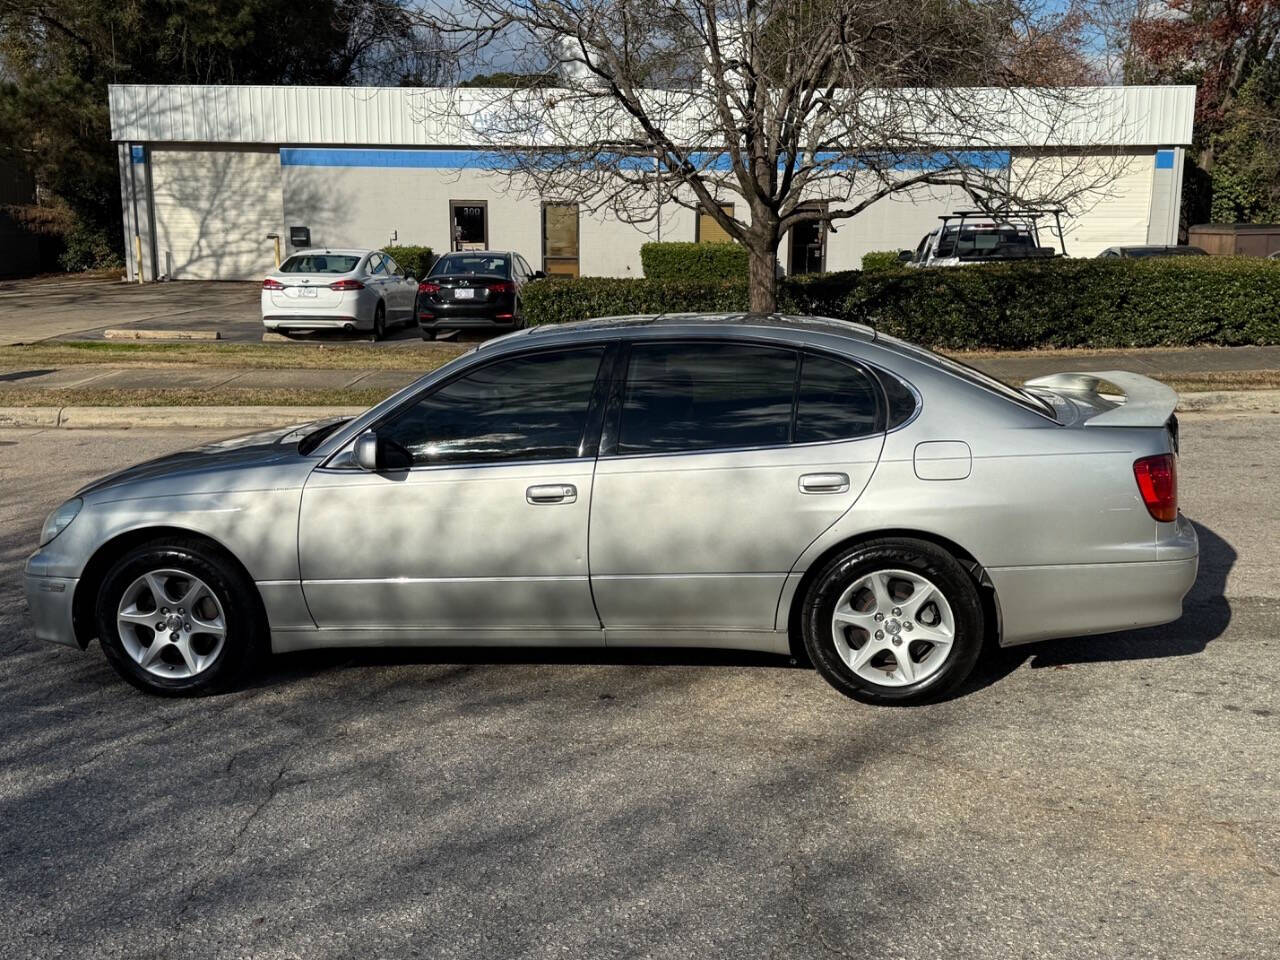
526,483,577,504
799,472,850,494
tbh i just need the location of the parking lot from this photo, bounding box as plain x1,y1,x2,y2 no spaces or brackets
0,277,426,345
0,413,1276,959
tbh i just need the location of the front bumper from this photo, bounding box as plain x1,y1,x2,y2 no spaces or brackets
23,573,80,648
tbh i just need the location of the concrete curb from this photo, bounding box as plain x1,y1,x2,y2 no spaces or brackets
104,328,221,340
0,405,367,429
1,390,1276,430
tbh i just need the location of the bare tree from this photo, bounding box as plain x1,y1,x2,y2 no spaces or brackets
428,0,1131,310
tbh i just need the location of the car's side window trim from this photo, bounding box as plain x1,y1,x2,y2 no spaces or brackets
320,342,618,471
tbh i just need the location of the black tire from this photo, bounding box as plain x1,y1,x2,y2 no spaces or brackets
95,538,265,696
371,302,386,341
800,537,984,705
419,327,436,341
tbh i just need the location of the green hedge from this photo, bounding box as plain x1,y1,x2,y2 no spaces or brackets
385,245,434,279
523,257,1280,349
861,250,904,273
640,241,749,282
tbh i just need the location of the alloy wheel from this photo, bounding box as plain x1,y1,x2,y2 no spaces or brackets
115,568,227,679
830,568,955,687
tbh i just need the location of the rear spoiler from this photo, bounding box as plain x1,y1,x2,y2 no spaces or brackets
1023,371,1178,428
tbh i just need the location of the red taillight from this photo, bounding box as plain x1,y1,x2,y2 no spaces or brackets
1133,454,1177,522
418,281,441,294
329,279,364,291
487,280,514,294
262,278,284,290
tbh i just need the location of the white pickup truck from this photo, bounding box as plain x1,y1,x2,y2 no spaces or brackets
902,210,1064,268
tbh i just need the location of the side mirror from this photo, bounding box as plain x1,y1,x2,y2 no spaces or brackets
533,270,547,279
896,250,914,262
353,430,412,472
405,274,416,284
354,431,380,471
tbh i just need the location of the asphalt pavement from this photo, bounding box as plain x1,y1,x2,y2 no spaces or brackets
0,418,1277,959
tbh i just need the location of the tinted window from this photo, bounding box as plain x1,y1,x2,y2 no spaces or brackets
879,371,918,429
794,354,880,442
379,348,604,466
368,254,387,276
430,254,509,277
383,254,402,276
617,342,797,454
280,254,361,274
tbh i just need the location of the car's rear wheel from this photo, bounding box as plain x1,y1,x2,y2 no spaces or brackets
371,302,386,341
800,538,983,705
420,326,436,341
95,539,264,696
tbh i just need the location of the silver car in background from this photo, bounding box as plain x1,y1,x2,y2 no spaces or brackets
261,248,418,340
24,315,1197,705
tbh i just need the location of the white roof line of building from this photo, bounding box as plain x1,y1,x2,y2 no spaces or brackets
108,83,1196,149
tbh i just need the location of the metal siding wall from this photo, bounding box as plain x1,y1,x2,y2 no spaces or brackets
1011,149,1155,257
150,146,283,280
109,84,1197,149
1146,148,1183,245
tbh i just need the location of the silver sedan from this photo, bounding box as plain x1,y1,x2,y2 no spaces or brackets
24,315,1198,705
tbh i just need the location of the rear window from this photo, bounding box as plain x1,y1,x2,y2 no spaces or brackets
280,254,361,274
878,335,1054,417
430,255,509,277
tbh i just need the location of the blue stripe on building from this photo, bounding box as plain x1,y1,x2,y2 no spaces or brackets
280,147,1013,172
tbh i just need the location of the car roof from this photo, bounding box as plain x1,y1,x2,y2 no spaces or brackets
485,313,877,350
437,250,515,257
285,249,371,256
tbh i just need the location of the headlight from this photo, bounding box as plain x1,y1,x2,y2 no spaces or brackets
39,498,82,546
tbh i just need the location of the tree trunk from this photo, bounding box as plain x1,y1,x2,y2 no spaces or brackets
747,245,778,314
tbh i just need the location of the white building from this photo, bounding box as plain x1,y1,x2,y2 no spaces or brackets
108,84,1195,282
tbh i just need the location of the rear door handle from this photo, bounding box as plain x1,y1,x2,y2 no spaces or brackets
799,472,850,494
526,483,577,504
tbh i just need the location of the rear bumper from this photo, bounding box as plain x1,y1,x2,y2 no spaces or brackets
416,296,518,329
264,316,367,331
990,549,1199,647
23,573,80,648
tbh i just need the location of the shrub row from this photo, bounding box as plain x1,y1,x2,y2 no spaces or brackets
523,257,1280,349
384,244,435,279
640,241,749,281
860,250,904,273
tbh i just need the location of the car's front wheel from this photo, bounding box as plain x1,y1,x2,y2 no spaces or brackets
95,539,264,696
800,538,984,705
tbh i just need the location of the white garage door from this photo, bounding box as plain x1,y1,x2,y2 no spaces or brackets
150,146,283,280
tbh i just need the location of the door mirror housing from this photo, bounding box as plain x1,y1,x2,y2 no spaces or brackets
354,431,380,471
533,270,547,279
353,430,412,472
896,249,914,262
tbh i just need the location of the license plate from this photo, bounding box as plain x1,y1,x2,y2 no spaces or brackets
454,288,475,300
299,287,317,298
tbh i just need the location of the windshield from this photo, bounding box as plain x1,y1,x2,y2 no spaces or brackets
877,334,1056,417
430,255,509,277
280,254,362,274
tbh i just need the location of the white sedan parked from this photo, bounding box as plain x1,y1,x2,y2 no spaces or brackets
261,249,419,340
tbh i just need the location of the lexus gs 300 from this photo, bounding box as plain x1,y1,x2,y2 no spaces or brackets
24,315,1197,704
